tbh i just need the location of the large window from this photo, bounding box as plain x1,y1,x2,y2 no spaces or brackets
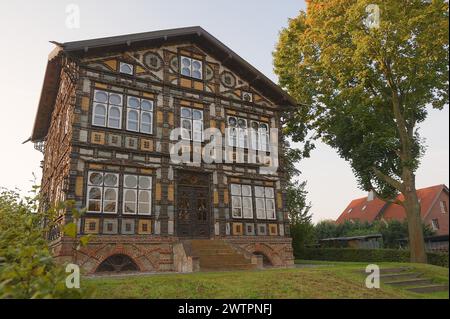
227,116,269,151
180,56,203,79
87,171,119,214
126,96,154,134
230,184,275,220
231,184,253,219
180,107,203,142
123,175,152,215
440,201,448,214
92,90,123,129
255,186,276,220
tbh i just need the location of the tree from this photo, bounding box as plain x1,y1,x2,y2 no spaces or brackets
282,143,314,253
274,0,448,263
0,187,91,298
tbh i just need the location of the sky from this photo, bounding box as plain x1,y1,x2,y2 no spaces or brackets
0,0,448,223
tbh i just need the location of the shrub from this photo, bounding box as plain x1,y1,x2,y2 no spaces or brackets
296,248,448,268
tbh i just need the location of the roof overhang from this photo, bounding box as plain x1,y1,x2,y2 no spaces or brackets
30,26,297,142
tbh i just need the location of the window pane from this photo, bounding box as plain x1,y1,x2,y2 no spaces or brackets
265,199,275,210
88,187,102,200
181,57,191,67
255,186,265,198
192,70,202,79
139,176,152,189
141,100,153,111
88,200,101,212
89,172,103,185
119,63,133,75
93,104,106,126
265,187,274,198
138,203,150,215
242,185,252,197
181,107,191,118
104,188,117,200
104,173,118,187
108,117,120,129
228,116,237,127
128,96,140,108
139,190,150,202
127,110,139,131
181,67,191,76
103,201,116,213
94,90,108,103
109,93,122,106
192,110,203,120
124,175,138,188
141,112,152,133
231,184,241,196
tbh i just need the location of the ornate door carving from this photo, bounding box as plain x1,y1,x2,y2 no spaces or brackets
176,172,211,238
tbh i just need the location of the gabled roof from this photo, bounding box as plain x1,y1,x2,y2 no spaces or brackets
30,26,297,142
335,184,448,224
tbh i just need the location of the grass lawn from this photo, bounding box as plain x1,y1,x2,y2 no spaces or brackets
83,261,448,299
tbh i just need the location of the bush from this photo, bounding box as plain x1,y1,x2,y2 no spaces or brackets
296,248,448,268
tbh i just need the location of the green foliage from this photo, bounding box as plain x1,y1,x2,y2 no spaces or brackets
296,248,448,268
0,187,91,298
313,219,434,248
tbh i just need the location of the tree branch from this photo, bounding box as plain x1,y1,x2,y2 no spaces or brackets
371,166,404,192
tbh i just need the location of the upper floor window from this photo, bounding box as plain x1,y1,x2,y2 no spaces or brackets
87,171,119,214
123,175,152,215
181,107,203,142
440,200,448,214
119,62,134,75
126,96,154,134
92,90,123,129
242,91,253,102
180,56,203,80
227,116,270,151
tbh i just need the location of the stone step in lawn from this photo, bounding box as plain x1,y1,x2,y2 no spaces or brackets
407,285,449,294
385,278,433,287
380,272,422,281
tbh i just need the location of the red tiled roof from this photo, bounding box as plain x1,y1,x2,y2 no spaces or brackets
382,184,446,221
335,184,447,224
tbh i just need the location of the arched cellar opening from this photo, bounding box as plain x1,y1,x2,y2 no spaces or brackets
253,252,273,268
95,254,139,273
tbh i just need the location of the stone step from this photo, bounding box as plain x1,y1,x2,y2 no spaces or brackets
380,273,422,281
407,285,449,294
201,263,257,271
379,267,411,274
195,249,237,255
200,258,252,266
198,255,250,262
385,278,433,287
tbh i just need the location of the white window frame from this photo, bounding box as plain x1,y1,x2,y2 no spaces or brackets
92,90,123,129
255,186,276,220
119,62,134,75
180,107,203,142
126,96,154,134
180,55,203,79
86,171,119,214
123,175,152,215
440,201,448,214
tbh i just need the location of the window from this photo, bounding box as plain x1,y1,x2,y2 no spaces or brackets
87,171,119,213
123,175,152,215
440,201,448,214
92,90,123,129
227,116,269,151
180,56,203,79
231,184,253,219
255,186,276,220
227,116,248,148
242,91,253,102
431,219,440,230
180,107,203,142
126,96,153,134
119,62,134,75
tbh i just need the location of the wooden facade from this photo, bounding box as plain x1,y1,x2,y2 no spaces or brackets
31,27,295,273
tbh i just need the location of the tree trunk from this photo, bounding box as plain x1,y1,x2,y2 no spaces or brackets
403,184,427,263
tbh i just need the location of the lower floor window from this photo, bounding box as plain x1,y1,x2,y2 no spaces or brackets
230,183,276,220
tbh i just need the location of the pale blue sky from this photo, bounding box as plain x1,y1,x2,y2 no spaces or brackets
0,0,448,223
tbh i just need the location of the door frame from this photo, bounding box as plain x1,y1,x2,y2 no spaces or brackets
174,169,213,239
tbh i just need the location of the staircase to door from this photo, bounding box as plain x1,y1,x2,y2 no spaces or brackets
189,239,257,271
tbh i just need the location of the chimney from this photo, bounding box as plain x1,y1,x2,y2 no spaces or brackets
367,190,376,202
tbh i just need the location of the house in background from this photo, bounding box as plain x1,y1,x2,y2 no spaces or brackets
336,185,449,236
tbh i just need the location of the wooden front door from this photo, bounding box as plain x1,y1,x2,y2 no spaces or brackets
176,172,211,238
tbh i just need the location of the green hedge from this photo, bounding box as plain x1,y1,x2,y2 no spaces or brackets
296,248,448,268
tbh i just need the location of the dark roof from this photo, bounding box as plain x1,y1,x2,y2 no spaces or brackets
30,26,297,141
318,234,382,242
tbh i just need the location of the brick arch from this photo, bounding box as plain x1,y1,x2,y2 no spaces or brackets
244,243,283,266
92,246,148,273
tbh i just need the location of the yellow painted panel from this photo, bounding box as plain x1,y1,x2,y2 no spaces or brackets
155,183,161,201
180,78,192,88
167,185,174,202
180,100,191,106
75,176,84,197
269,224,278,236
143,92,155,99
140,168,153,174
260,116,269,122
232,223,243,236
230,178,240,183
136,65,146,74
193,81,203,91
226,109,236,115
223,189,229,204
138,220,152,234
193,102,203,109
277,193,283,209
213,190,219,205
95,83,108,89
168,112,174,126
157,111,163,125
209,120,216,128
91,132,105,145
140,138,153,151
84,218,99,234
104,60,117,71
81,97,90,111
89,163,103,169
